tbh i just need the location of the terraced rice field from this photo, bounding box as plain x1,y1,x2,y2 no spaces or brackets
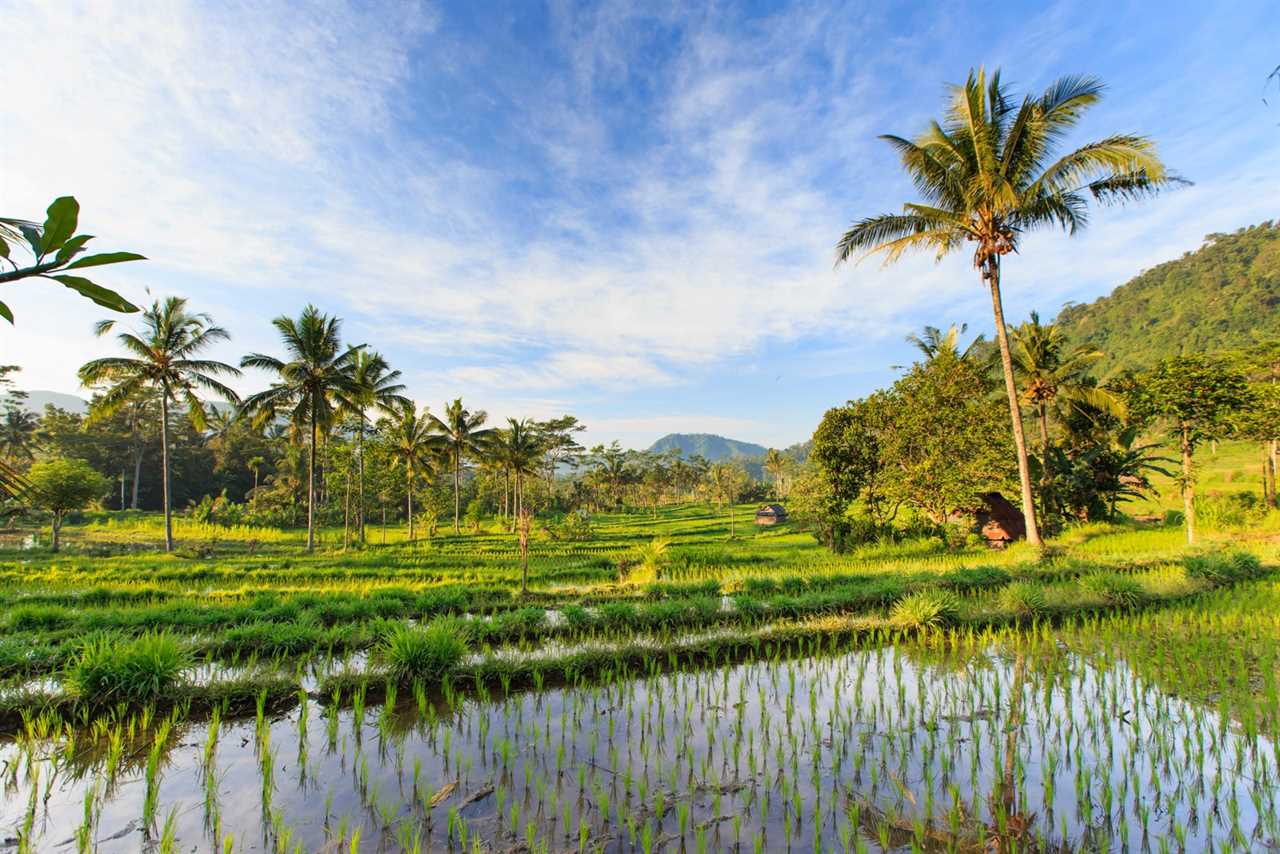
1,506,1278,852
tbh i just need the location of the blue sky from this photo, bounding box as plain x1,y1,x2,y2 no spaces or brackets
3,0,1277,449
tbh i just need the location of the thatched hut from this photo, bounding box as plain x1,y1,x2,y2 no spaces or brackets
974,492,1025,546
754,504,788,526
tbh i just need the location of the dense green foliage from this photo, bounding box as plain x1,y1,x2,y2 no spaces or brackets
1057,222,1280,376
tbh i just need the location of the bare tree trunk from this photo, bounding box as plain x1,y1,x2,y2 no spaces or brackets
160,394,174,552
1181,425,1195,546
987,259,1042,548
51,513,63,552
119,470,126,510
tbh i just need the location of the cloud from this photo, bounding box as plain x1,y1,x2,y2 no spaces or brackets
3,0,1276,452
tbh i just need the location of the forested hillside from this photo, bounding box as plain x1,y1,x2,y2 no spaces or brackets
1055,222,1280,376
647,433,768,461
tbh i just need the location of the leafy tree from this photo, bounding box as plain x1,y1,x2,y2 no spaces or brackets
427,398,493,533
0,196,143,322
534,415,586,507
240,305,360,550
877,350,1015,524
836,68,1176,547
79,297,241,551
343,351,409,542
25,458,109,551
1128,355,1253,543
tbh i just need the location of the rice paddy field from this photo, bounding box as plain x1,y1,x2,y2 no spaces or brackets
1,504,1279,852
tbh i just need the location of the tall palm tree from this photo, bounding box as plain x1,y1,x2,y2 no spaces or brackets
763,448,786,501
1010,312,1123,521
492,418,543,527
836,68,1175,547
343,351,409,543
905,323,986,363
0,407,39,465
79,297,241,551
1010,312,1122,453
239,305,360,551
384,402,436,541
428,398,493,533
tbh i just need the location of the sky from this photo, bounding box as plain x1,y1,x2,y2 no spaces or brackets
2,0,1277,450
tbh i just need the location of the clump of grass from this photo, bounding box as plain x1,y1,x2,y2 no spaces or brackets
380,620,468,681
1183,550,1262,584
63,630,191,704
889,590,960,629
997,582,1048,618
625,537,672,585
1078,572,1146,608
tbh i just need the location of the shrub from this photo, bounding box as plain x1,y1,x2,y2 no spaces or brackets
64,630,191,704
889,591,961,629
7,604,75,631
380,620,468,681
1183,550,1262,584
997,582,1048,618
1079,572,1146,608
940,566,1011,591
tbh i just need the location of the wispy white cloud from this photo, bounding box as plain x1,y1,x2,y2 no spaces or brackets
3,0,1276,451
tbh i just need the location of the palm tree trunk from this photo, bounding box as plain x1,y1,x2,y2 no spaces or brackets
343,464,351,549
307,403,317,551
160,394,174,552
1268,438,1278,509
407,462,415,541
131,446,143,509
1181,425,1195,545
357,417,366,544
987,260,1042,548
452,451,461,534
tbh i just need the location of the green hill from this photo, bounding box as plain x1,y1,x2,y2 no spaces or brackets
1055,221,1280,376
647,433,769,461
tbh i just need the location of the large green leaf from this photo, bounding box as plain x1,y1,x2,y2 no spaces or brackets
65,250,146,270
47,274,139,313
0,300,12,324
39,196,80,257
55,234,94,265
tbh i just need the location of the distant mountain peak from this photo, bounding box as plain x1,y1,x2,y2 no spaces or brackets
646,433,769,462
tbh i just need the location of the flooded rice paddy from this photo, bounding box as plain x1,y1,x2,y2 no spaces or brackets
3,637,1277,853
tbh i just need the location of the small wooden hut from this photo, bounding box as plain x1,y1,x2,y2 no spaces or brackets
754,504,788,526
974,492,1025,547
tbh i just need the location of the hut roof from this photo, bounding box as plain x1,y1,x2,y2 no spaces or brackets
756,504,787,516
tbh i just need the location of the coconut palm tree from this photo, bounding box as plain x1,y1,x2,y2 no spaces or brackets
1010,312,1123,453
383,401,436,541
835,68,1175,547
492,418,543,528
763,448,787,501
905,323,987,363
343,351,409,543
239,305,360,551
0,406,39,465
79,297,241,551
428,398,493,533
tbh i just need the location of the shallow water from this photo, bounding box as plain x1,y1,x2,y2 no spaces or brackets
2,640,1277,852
